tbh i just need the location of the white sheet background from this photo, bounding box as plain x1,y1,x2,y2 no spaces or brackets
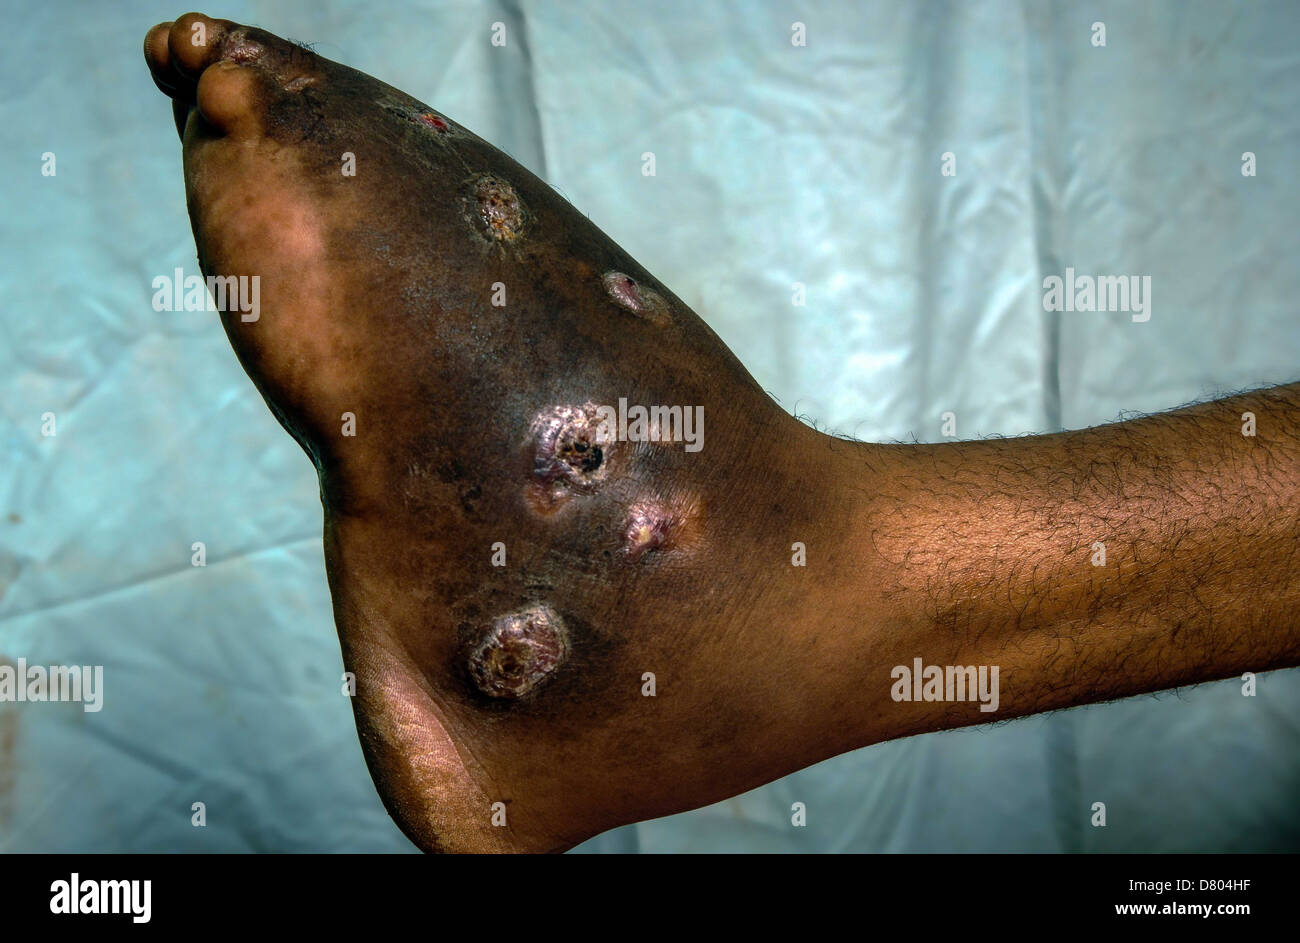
2,0,1297,852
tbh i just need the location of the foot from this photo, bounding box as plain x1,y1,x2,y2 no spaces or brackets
143,12,885,852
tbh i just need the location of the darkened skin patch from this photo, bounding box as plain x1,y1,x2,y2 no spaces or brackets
459,483,482,514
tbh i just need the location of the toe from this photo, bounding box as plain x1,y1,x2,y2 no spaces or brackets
167,12,232,79
195,60,266,138
144,21,184,96
144,21,173,74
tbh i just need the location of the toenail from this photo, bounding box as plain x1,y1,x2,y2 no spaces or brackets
602,271,670,326
471,175,526,242
469,605,569,699
284,76,315,92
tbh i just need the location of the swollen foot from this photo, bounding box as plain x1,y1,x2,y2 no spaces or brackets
144,13,863,852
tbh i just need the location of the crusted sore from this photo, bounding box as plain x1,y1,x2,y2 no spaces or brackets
381,100,456,135
468,604,569,699
222,31,265,64
468,174,526,242
527,403,614,512
602,271,671,326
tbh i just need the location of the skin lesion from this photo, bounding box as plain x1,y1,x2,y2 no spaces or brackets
415,111,450,132
526,403,617,512
467,604,570,700
602,270,671,326
470,174,527,242
622,496,704,563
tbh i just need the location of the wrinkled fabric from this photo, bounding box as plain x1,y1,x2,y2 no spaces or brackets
1,0,1297,853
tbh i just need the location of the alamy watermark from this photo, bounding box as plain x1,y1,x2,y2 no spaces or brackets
151,267,261,322
593,398,704,452
1042,267,1151,322
891,657,999,712
0,658,103,712
50,873,150,923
